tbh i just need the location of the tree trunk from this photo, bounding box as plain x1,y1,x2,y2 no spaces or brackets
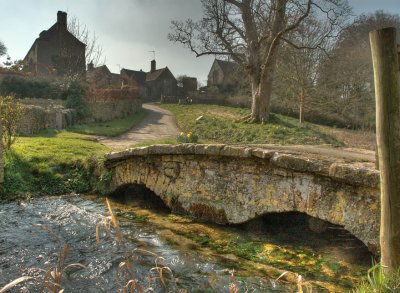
299,88,305,124
249,0,285,123
370,27,400,274
250,63,276,123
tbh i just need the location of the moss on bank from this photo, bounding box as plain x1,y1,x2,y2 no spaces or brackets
0,129,111,201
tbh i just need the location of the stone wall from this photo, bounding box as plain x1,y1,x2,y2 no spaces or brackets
106,144,380,252
17,99,74,134
85,88,142,122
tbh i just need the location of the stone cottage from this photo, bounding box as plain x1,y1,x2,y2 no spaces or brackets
207,59,238,87
145,60,178,101
23,11,86,77
182,77,198,93
88,59,178,102
86,63,122,89
120,68,147,97
85,63,142,122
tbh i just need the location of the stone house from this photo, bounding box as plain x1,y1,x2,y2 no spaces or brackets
87,59,178,102
145,60,178,101
23,11,86,77
207,59,238,87
182,77,197,93
120,68,147,97
85,63,142,122
86,63,122,89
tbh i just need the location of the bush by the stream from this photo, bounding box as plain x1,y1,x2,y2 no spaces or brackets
0,129,110,201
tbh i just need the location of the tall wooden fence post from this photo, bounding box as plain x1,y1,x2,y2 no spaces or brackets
370,27,400,273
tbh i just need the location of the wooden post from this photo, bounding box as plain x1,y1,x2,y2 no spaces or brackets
370,27,400,274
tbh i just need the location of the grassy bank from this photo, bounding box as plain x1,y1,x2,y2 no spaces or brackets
68,109,148,136
0,129,110,201
159,104,372,147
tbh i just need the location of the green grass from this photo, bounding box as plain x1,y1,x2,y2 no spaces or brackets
68,109,148,137
0,129,110,200
158,104,343,145
353,264,400,293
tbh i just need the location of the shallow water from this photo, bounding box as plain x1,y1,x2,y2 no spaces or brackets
0,195,292,292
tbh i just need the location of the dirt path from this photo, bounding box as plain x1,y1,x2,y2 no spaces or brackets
100,104,375,163
252,144,376,163
100,104,180,149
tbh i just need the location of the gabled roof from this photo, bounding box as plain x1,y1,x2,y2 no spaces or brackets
24,16,85,61
214,59,238,75
93,65,111,74
120,68,146,85
146,67,173,82
39,23,85,47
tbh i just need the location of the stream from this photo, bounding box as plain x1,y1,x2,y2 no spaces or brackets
0,191,374,292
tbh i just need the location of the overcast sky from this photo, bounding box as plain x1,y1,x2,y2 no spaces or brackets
1,0,399,84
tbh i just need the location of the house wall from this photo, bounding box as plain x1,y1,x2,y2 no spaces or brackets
87,68,120,89
207,62,224,86
35,33,85,76
146,71,178,101
182,77,197,92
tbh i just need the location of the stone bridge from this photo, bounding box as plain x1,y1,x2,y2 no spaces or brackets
105,144,380,252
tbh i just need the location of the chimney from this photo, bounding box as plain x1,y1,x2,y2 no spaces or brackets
57,11,67,29
151,59,156,73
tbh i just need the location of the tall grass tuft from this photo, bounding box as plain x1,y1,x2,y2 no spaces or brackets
98,199,178,292
353,263,400,293
0,277,33,293
0,244,85,293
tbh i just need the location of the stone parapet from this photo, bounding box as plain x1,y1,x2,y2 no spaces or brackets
105,144,380,252
106,144,379,189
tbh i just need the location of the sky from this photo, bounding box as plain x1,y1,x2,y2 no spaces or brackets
0,0,400,84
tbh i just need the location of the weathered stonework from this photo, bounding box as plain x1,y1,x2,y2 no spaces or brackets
85,88,142,122
105,144,380,252
17,99,74,134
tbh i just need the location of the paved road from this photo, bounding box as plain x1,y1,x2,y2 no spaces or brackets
100,104,180,150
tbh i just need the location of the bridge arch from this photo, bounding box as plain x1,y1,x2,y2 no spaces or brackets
105,144,380,252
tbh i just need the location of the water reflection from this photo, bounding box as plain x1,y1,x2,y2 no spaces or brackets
0,195,288,292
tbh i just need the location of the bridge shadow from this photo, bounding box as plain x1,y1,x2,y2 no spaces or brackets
107,183,376,289
239,212,374,266
109,184,171,213
109,184,374,266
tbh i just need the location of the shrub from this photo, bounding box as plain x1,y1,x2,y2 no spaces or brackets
0,95,25,150
353,263,400,293
0,76,59,99
60,77,88,120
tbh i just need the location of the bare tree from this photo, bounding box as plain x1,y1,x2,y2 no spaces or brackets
0,40,7,58
169,0,351,122
316,11,400,129
68,16,105,66
274,15,332,123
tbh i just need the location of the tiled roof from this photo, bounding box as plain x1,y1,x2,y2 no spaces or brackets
215,59,238,74
121,68,146,85
146,68,167,82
